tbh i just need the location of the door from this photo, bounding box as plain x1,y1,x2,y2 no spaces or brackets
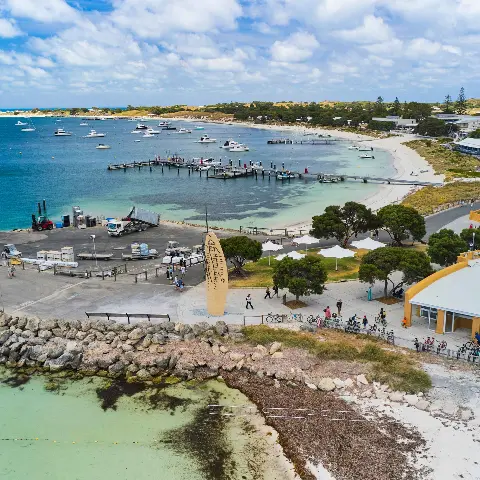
444,311,454,333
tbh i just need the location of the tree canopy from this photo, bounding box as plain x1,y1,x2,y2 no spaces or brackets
359,247,433,296
459,227,480,248
310,202,380,247
427,229,468,266
219,236,262,273
469,129,480,139
417,117,454,137
273,256,328,302
455,87,467,115
377,205,426,245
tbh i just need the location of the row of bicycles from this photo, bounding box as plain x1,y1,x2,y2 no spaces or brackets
414,336,480,362
413,336,447,354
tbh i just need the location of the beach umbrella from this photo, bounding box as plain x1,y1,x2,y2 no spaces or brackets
293,234,318,252
351,238,385,250
318,245,355,271
262,241,283,265
276,251,306,261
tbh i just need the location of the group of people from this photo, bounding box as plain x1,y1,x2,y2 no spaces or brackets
166,261,187,291
264,285,279,299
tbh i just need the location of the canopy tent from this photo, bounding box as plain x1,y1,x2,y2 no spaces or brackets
318,245,355,271
262,241,284,265
351,238,385,250
276,251,306,261
293,234,318,252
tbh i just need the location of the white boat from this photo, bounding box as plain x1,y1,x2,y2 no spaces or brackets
348,145,359,150
276,172,296,180
131,130,142,134
359,154,375,159
21,127,36,132
158,121,171,127
15,120,28,126
135,123,148,130
177,128,192,134
358,145,373,151
221,139,239,149
197,158,222,167
84,129,105,138
79,122,89,126
198,165,212,171
196,134,217,144
134,139,141,142
229,144,249,152
146,128,161,134
54,128,72,136
251,162,264,171
143,133,154,138
96,144,111,149
194,126,205,130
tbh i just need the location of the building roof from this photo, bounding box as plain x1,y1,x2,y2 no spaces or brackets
454,138,480,149
410,260,480,317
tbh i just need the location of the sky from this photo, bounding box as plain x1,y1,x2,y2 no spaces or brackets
0,0,479,108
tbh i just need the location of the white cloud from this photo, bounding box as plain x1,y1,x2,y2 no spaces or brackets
334,15,393,44
0,18,22,37
271,32,319,62
4,0,80,23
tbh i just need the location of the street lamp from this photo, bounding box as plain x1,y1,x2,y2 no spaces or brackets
90,234,98,268
473,232,476,251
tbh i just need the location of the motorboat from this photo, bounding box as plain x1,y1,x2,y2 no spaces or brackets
54,128,72,136
229,144,249,152
196,134,216,144
135,123,148,130
84,129,105,138
196,158,222,168
96,144,111,149
318,177,339,183
348,145,359,150
276,171,296,180
162,126,177,130
221,139,239,149
131,130,142,134
21,126,36,132
177,128,192,134
251,162,264,171
194,126,205,130
79,122,89,126
15,120,28,126
146,128,161,134
158,121,171,127
143,132,154,138
358,145,373,151
134,139,141,142
198,165,212,171
359,154,375,159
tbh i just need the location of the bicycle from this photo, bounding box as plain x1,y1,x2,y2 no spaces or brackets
436,339,447,354
374,315,387,328
265,313,283,324
423,336,435,352
386,330,395,345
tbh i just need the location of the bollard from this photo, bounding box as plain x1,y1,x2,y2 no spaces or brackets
188,168,191,176
150,166,152,172
162,166,164,174
178,167,180,175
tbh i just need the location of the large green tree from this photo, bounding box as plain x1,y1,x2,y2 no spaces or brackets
377,205,426,246
417,117,452,137
427,229,468,266
359,247,433,296
443,94,453,114
273,256,327,302
455,87,467,115
469,129,480,139
310,202,380,247
459,227,480,248
219,236,262,274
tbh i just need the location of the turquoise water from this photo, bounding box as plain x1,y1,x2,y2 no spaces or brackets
0,369,294,479
0,117,394,230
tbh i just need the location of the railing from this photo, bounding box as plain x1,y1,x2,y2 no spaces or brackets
414,340,480,367
85,312,170,324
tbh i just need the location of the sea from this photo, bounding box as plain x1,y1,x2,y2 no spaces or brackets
0,117,394,231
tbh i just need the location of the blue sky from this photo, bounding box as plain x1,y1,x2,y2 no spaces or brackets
0,0,479,107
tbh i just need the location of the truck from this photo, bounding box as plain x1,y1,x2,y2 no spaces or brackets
107,206,160,237
121,243,159,260
3,244,22,258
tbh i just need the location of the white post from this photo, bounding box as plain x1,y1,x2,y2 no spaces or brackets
335,257,338,271
91,234,98,268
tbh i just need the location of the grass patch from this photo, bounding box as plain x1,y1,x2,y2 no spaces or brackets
404,139,480,180
402,182,480,215
241,326,432,393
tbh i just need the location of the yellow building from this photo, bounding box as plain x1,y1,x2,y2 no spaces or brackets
404,251,480,338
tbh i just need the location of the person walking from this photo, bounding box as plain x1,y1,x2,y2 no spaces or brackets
246,294,253,309
325,306,331,320
273,284,279,297
362,315,368,329
1,251,7,268
336,299,342,316
180,265,186,278
264,287,272,299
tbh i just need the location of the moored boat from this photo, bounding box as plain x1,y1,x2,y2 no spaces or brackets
196,134,217,144
96,144,111,149
54,128,72,136
84,129,105,138
229,144,249,152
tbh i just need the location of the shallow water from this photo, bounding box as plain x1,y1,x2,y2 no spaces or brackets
0,369,294,480
0,117,394,230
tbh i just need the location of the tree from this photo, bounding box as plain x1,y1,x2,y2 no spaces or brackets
273,256,327,302
368,120,396,131
459,228,480,248
469,129,480,139
219,236,262,273
359,247,433,296
310,202,380,247
443,94,453,114
377,205,426,246
417,117,451,137
455,87,467,115
427,229,468,266
391,97,401,116
373,96,387,116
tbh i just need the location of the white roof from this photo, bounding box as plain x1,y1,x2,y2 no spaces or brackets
410,260,480,317
455,138,480,149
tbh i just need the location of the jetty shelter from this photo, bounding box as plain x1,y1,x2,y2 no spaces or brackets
404,251,480,338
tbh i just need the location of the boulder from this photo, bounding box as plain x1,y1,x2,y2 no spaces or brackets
229,352,245,362
38,330,53,340
25,317,40,332
306,383,317,390
333,379,345,389
404,394,418,406
460,408,474,421
416,400,430,411
166,333,183,342
161,321,176,333
108,361,125,375
219,345,229,354
215,321,228,336
389,392,404,403
211,344,220,355
269,342,282,355
375,390,389,400
39,318,57,331
442,402,458,416
255,345,268,355
127,328,144,341
235,359,245,370
122,344,134,352
155,354,171,370
343,378,354,389
151,333,165,345
251,352,264,361
356,374,369,386
97,352,120,369
361,390,373,398
271,351,284,359
184,333,196,341
17,317,28,329
317,378,336,392
136,369,151,381
75,331,88,341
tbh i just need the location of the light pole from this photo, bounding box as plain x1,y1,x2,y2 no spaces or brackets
90,234,98,268
473,232,476,252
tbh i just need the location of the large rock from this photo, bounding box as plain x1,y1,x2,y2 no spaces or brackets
192,322,210,336
251,352,264,361
333,379,345,389
38,330,53,340
136,369,151,380
317,378,336,392
39,318,57,331
17,317,28,329
211,344,220,355
161,321,176,333
271,351,284,359
460,408,474,421
155,354,171,370
127,328,144,341
108,361,125,375
404,395,419,406
256,345,268,355
97,352,120,369
215,321,228,336
151,333,165,345
356,374,369,386
25,317,40,332
389,392,404,403
219,345,229,354
269,342,282,355
306,383,317,390
343,378,354,389
229,352,245,362
416,400,430,411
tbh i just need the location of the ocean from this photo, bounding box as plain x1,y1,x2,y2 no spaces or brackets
0,117,394,231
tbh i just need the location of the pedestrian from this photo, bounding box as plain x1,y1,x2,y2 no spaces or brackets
181,265,186,278
7,265,15,279
362,315,368,329
325,305,331,319
264,287,272,299
246,293,253,309
1,251,6,267
166,266,170,280
336,299,342,316
273,284,279,297
174,275,178,286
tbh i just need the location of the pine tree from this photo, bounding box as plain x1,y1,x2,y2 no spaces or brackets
392,97,401,116
455,87,467,114
444,94,453,114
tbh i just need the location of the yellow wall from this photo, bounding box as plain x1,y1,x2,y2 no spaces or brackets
469,210,480,223
436,310,445,334
404,262,468,326
454,316,472,331
457,249,480,263
473,317,480,338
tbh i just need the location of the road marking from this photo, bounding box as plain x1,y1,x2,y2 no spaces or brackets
11,280,89,314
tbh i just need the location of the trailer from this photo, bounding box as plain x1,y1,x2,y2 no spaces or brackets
107,206,160,237
121,243,159,260
76,253,114,261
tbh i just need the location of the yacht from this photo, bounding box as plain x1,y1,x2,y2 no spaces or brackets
96,144,111,149
131,130,142,134
229,144,249,152
221,139,239,149
162,125,177,130
347,145,359,150
177,128,192,134
21,126,36,132
276,171,296,180
359,154,375,159
196,134,217,144
84,129,105,138
143,132,154,138
54,128,72,136
79,122,89,126
135,123,148,130
146,128,161,134
15,120,28,126
194,126,205,130
197,158,222,168
358,145,373,151
158,121,171,127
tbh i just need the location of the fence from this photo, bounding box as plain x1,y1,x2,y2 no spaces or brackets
85,312,171,324
414,342,480,367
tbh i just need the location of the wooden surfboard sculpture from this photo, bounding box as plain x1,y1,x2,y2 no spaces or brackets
204,232,229,316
